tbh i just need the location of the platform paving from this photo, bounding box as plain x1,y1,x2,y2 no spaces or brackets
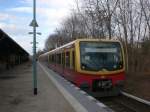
0,62,76,112
0,61,114,112
38,62,113,112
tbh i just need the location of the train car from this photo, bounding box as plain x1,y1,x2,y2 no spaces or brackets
39,39,125,97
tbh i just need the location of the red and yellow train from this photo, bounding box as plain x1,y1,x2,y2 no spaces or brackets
39,39,125,97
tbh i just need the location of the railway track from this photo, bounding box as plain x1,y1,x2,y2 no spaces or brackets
97,92,150,112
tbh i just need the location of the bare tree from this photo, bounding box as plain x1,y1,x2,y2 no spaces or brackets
44,0,150,73
140,0,150,37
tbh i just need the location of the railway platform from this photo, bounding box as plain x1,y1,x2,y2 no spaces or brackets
0,62,113,112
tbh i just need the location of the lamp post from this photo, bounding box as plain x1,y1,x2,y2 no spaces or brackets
29,0,39,95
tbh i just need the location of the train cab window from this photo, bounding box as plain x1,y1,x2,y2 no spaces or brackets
80,42,123,71
65,51,70,68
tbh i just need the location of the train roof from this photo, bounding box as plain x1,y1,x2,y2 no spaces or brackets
40,38,121,57
73,38,120,42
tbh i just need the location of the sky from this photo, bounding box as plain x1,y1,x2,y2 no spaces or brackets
0,0,75,54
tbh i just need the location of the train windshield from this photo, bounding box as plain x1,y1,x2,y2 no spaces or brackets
80,41,123,71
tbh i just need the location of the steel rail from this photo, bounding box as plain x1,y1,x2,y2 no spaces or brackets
121,91,150,106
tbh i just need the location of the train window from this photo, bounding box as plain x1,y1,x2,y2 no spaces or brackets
48,55,49,62
71,51,75,69
51,55,53,62
50,55,51,62
56,54,58,64
65,51,70,68
58,53,61,64
50,55,52,62
48,55,50,63
52,54,55,63
54,54,56,63
62,52,65,67
49,55,52,62
57,54,59,64
58,54,60,64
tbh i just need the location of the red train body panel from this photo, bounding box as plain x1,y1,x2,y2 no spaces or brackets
49,63,125,94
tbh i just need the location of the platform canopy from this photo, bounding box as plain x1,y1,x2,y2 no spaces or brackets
0,29,29,56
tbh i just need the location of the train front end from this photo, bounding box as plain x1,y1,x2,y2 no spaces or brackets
76,40,125,96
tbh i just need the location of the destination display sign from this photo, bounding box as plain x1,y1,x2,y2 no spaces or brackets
85,48,117,53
